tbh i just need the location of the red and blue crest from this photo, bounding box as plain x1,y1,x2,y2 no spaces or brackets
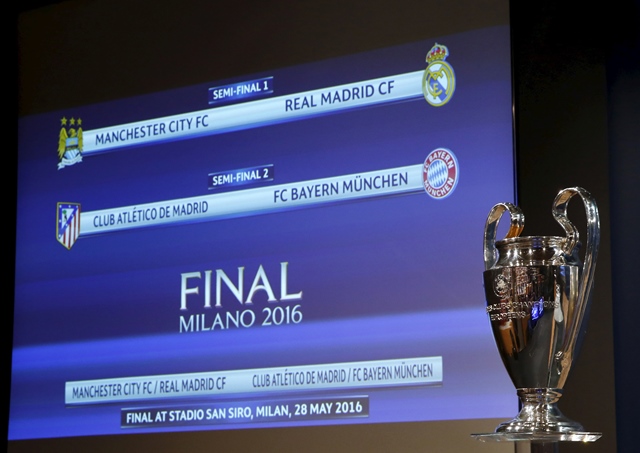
56,202,81,249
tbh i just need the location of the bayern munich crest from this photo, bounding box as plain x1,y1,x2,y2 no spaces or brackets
422,43,456,107
56,202,81,249
422,148,459,199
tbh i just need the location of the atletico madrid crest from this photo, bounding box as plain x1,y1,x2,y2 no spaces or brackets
56,202,81,249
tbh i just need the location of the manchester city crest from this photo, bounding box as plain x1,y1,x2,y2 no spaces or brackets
56,202,81,249
422,43,456,107
58,117,83,169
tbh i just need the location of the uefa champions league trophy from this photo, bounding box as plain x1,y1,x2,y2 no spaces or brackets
473,187,601,444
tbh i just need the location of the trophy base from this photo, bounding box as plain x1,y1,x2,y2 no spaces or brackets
471,432,602,443
471,388,601,443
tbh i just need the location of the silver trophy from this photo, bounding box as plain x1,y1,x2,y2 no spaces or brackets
474,187,601,443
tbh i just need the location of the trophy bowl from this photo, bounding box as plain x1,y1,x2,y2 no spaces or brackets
473,187,601,443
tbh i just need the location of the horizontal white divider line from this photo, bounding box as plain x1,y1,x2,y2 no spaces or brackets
82,71,424,155
66,356,442,405
80,164,424,236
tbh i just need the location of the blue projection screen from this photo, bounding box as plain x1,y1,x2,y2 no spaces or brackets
11,25,515,440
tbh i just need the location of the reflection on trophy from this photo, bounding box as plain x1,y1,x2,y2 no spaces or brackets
474,187,601,444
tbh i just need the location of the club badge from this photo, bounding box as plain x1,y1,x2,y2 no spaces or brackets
58,117,83,169
56,202,81,249
423,148,459,199
422,43,456,107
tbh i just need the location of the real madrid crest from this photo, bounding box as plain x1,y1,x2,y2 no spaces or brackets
58,117,83,169
422,43,456,107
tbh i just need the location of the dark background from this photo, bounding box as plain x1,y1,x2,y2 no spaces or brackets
511,2,639,452
8,0,639,452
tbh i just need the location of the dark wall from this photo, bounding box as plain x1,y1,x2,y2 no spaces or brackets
512,1,639,452
606,1,640,451
511,3,616,453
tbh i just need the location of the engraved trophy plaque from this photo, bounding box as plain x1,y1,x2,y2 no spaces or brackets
473,187,601,443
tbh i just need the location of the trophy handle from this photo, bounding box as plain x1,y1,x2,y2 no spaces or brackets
483,202,524,271
552,187,600,365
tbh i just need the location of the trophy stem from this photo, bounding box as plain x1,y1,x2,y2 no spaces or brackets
496,388,584,434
